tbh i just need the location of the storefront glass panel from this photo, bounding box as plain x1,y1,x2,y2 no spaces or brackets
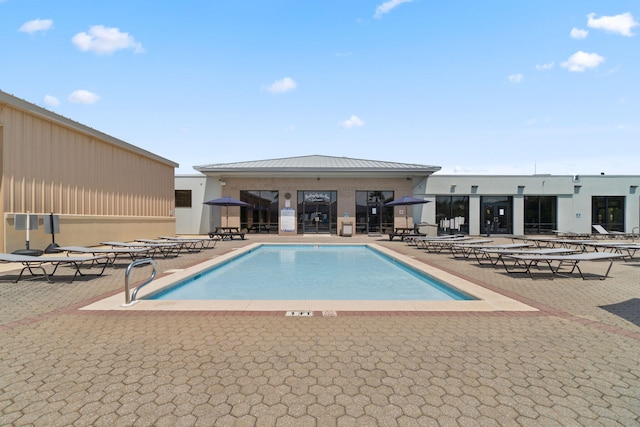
355,191,394,234
240,191,279,233
592,196,625,232
524,196,557,234
436,196,469,234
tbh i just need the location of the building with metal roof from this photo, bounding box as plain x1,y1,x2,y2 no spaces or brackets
177,155,639,238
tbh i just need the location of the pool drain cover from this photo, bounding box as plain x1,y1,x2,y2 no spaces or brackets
285,311,313,316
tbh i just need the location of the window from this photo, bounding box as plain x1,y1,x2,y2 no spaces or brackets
524,196,557,234
175,190,192,208
436,196,469,234
240,191,279,233
592,196,625,232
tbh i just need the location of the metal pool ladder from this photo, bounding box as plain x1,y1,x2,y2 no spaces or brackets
123,258,157,306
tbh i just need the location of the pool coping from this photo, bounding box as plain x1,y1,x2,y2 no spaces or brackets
80,242,538,312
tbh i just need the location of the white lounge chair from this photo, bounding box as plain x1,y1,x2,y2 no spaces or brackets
592,224,629,239
413,236,473,250
502,252,624,280
473,247,579,266
582,242,640,261
453,243,533,261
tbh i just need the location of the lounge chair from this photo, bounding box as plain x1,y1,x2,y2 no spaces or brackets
582,241,640,261
453,242,532,260
57,246,152,264
473,247,579,266
0,253,109,282
101,241,180,258
138,237,203,253
502,252,625,280
413,236,473,251
592,224,629,239
442,239,494,257
552,230,591,238
158,235,219,249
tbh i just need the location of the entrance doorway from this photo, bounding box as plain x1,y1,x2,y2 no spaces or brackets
355,191,394,234
481,196,513,234
302,202,330,233
297,191,337,234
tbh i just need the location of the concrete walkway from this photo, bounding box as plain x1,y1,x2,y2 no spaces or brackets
1,235,638,426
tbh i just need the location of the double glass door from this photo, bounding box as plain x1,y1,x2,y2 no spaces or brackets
481,196,513,234
297,191,337,234
303,202,331,233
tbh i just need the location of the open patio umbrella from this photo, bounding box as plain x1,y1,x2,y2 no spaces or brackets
203,196,251,227
384,195,431,228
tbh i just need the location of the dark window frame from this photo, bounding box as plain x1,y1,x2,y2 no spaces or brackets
524,196,557,235
175,190,192,208
592,196,625,232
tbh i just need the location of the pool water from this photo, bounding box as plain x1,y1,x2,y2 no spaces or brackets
149,245,473,301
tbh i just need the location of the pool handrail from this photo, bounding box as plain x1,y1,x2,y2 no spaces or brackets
123,258,157,305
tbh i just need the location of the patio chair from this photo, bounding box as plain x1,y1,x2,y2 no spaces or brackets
0,253,109,282
592,224,628,239
57,245,152,264
501,252,624,280
473,247,579,266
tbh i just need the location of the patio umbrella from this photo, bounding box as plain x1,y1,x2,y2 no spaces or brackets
203,196,251,227
384,195,431,228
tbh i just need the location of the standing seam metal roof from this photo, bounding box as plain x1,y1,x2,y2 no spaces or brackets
194,155,440,172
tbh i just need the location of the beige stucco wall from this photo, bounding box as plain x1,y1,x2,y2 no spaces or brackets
4,214,176,253
1,93,177,251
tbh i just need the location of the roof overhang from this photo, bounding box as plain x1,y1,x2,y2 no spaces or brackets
193,155,441,179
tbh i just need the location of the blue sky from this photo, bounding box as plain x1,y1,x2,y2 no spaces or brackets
2,0,638,175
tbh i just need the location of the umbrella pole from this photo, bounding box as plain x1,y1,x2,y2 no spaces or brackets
405,205,409,228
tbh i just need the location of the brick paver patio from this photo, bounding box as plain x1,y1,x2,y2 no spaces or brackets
1,235,638,426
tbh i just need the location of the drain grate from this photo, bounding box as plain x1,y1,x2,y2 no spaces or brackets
285,311,313,316
323,311,337,317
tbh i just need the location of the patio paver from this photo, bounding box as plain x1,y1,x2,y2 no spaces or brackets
1,234,638,426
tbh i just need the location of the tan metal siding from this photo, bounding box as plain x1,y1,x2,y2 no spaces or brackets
1,102,174,218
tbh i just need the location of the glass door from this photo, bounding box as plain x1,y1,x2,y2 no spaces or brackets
481,196,512,234
298,191,337,234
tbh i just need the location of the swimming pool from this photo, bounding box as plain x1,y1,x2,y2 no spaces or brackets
81,241,537,312
148,244,474,301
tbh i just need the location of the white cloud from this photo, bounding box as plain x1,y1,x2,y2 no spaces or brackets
587,12,638,37
570,27,588,39
264,77,297,94
561,51,604,72
72,25,144,54
19,18,53,34
43,95,60,107
508,73,523,83
340,115,364,129
374,0,412,19
535,62,554,71
68,90,100,104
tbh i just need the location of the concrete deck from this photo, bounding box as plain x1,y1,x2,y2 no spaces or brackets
1,234,638,426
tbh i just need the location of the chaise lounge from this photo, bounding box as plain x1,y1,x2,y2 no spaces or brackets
501,252,625,280
0,253,109,282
